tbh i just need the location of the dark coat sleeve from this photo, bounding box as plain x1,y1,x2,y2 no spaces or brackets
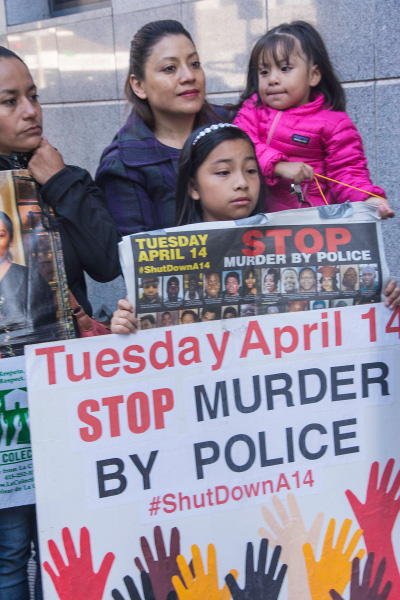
39,166,122,283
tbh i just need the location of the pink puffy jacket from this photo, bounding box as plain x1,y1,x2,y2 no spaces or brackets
234,93,386,212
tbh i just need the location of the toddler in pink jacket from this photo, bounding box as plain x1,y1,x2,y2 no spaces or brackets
234,21,393,217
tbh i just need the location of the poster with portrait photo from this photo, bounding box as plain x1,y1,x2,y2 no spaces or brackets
156,310,179,328
0,171,74,357
261,267,280,296
183,273,203,304
163,275,184,306
120,202,389,330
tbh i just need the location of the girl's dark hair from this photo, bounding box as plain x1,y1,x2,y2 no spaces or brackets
239,21,345,111
0,47,24,63
175,125,267,226
125,19,219,131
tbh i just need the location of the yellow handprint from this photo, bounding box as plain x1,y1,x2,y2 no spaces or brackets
303,518,365,600
172,543,237,600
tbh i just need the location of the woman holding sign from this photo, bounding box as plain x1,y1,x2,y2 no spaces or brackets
0,47,121,599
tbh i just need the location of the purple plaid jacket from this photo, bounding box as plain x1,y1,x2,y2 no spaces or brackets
95,107,231,236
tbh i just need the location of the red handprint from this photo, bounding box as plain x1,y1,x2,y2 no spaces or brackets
135,526,181,600
43,526,115,600
346,459,400,597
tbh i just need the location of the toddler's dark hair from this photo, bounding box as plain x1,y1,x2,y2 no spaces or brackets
239,21,345,111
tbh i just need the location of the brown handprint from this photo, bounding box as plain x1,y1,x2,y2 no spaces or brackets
43,526,114,600
329,554,392,600
259,493,324,599
346,459,400,597
172,543,237,600
135,526,181,600
303,518,365,600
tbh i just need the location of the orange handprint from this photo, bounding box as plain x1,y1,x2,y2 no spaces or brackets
172,543,237,600
303,518,365,600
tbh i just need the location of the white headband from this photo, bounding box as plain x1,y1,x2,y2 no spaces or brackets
192,123,238,147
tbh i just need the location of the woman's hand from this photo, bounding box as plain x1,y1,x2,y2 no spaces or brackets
28,137,66,185
365,197,395,219
274,161,314,184
111,298,138,334
383,279,400,309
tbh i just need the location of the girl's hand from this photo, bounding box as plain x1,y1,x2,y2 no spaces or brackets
383,279,400,309
111,298,138,334
274,161,314,184
365,197,395,219
28,137,66,185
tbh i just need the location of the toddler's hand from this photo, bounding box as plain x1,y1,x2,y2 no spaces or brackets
111,298,138,334
274,161,314,184
365,197,395,219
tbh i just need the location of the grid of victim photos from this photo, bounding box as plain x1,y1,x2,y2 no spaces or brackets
136,263,381,330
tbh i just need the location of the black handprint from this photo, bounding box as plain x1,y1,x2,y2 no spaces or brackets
225,539,286,599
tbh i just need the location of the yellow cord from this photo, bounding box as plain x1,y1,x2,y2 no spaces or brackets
313,176,329,205
314,173,387,201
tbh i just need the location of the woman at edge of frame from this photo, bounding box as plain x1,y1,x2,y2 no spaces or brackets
0,46,121,600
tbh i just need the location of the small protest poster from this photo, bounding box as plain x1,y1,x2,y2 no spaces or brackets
0,355,34,508
119,203,388,329
0,170,74,357
26,302,400,599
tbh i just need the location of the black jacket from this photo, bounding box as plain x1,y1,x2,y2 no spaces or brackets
0,154,121,316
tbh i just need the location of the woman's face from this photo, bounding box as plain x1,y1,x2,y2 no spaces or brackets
0,220,11,261
321,276,334,291
245,272,256,289
131,34,205,124
264,273,276,293
0,58,42,156
344,267,357,289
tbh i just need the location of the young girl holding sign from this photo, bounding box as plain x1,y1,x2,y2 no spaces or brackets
111,124,400,333
233,21,394,216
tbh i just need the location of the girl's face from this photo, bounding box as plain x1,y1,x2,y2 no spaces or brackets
264,273,276,292
0,220,11,262
131,34,205,123
245,272,256,289
321,276,334,291
190,139,260,222
257,39,320,111
0,58,42,156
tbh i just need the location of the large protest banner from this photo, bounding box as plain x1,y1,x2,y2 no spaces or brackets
26,302,400,599
0,355,34,507
120,203,388,329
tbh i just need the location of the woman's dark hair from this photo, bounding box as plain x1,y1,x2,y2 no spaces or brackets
0,47,24,63
239,21,345,111
124,19,219,131
243,267,259,285
0,211,14,243
175,125,267,226
265,267,279,283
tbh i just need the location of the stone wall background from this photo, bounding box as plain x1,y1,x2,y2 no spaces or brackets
1,0,398,315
